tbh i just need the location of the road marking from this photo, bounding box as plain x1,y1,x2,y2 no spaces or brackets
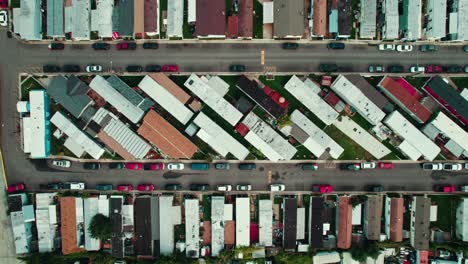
268,170,272,184
0,149,8,189
261,49,265,65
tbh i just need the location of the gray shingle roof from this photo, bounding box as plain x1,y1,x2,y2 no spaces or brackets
106,76,154,112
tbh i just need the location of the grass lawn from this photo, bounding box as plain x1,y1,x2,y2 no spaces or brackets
429,195,454,232
202,195,211,221
293,145,315,160
450,77,468,89
324,125,373,160
21,77,44,100
405,77,429,91
381,139,406,160
159,0,168,39
182,0,193,39
350,113,373,131
169,75,189,88
253,0,263,39
10,0,20,8
119,76,144,87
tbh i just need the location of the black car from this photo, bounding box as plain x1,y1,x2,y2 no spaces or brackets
282,42,299,49
165,184,182,191
145,64,161,72
229,64,246,72
368,185,384,192
126,65,143,72
445,65,463,73
387,64,404,73
96,184,113,191
190,184,210,191
327,42,345,49
40,182,63,190
143,42,159,49
48,43,65,50
92,42,110,50
63,64,81,72
83,162,100,170
319,63,338,72
109,162,125,169
43,65,61,73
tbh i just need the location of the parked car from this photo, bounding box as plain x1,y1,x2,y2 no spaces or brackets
43,65,61,73
445,65,463,73
138,184,155,191
7,183,25,193
83,162,100,170
96,184,113,191
214,163,230,170
270,184,286,191
378,162,394,169
396,44,413,52
44,182,63,190
443,163,463,171
86,64,103,72
368,65,385,73
433,184,455,193
236,184,252,191
0,0,8,8
117,184,133,191
165,184,182,191
125,163,143,170
327,42,345,49
419,45,438,52
238,163,256,170
145,64,161,72
109,163,125,169
463,45,468,52
190,184,210,191
52,159,71,168
387,64,404,73
378,44,395,51
48,43,65,50
422,163,443,170
167,163,184,170
312,184,333,193
144,163,164,170
346,163,361,171
301,163,318,170
465,66,468,73
64,182,85,190
361,162,376,169
162,64,179,72
126,65,143,72
319,64,338,72
142,42,159,49
116,42,137,50
63,64,81,72
229,64,246,72
368,185,384,192
0,10,8,27
425,65,443,73
410,65,425,73
216,185,232,191
282,42,299,49
92,42,110,50
191,163,209,170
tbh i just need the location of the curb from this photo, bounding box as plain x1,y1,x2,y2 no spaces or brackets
0,149,8,189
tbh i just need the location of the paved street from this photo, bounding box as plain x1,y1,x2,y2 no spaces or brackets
0,30,467,192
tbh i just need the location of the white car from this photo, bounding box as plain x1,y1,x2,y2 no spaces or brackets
410,66,425,73
378,44,395,51
361,162,376,169
422,163,443,171
396,44,413,52
236,184,252,191
0,10,7,27
443,163,462,171
216,185,232,191
270,184,286,191
167,163,184,170
86,65,103,72
52,159,71,168
64,182,85,190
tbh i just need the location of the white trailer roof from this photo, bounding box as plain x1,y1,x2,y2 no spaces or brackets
384,111,440,161
259,200,273,247
188,0,196,22
138,75,193,124
22,117,31,154
193,112,249,160
405,0,422,40
291,110,344,159
236,197,250,247
159,196,174,256
426,0,446,39
211,196,225,257
13,0,42,40
297,207,306,240
426,112,467,154
263,1,274,23
359,0,376,38
285,76,339,125
185,199,200,258
167,0,184,37
185,74,243,126
333,117,391,159
29,90,49,158
382,0,399,39
84,198,100,251
51,112,105,159
397,140,422,161
72,0,91,40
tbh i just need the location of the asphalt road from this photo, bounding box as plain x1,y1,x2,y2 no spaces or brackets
0,30,467,192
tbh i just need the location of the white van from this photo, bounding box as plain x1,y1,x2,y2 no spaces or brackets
64,182,85,190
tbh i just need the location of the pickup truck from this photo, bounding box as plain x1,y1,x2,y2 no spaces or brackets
422,163,443,171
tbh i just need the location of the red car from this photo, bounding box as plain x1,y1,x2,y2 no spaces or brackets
312,184,333,193
125,162,143,170
137,184,155,191
425,65,443,73
117,184,133,191
116,42,137,50
144,163,165,170
162,64,179,72
7,183,25,193
0,0,8,8
433,184,455,193
378,162,394,169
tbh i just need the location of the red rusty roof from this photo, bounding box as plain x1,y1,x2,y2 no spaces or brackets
238,0,253,38
196,0,226,36
337,196,352,249
60,197,85,255
227,16,239,38
144,0,158,33
313,0,327,36
324,91,340,107
390,198,404,242
235,123,250,136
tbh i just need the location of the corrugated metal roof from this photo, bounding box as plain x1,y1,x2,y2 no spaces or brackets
359,0,376,38
283,198,297,250
238,0,253,38
426,0,446,39
106,76,154,112
337,196,352,249
401,0,422,40
312,0,327,37
47,0,64,37
13,0,42,40
119,0,134,36
92,0,113,38
211,196,225,256
167,0,184,37
236,197,250,247
72,0,91,40
382,0,399,39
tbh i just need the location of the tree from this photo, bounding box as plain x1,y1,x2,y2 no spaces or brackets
277,114,293,128
350,242,381,262
350,195,368,208
88,213,111,240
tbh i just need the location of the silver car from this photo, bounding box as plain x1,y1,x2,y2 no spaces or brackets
236,184,252,191
86,65,103,72
270,184,286,191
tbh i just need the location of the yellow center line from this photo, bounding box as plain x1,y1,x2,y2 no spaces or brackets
0,149,8,188
268,170,272,184
261,49,265,65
